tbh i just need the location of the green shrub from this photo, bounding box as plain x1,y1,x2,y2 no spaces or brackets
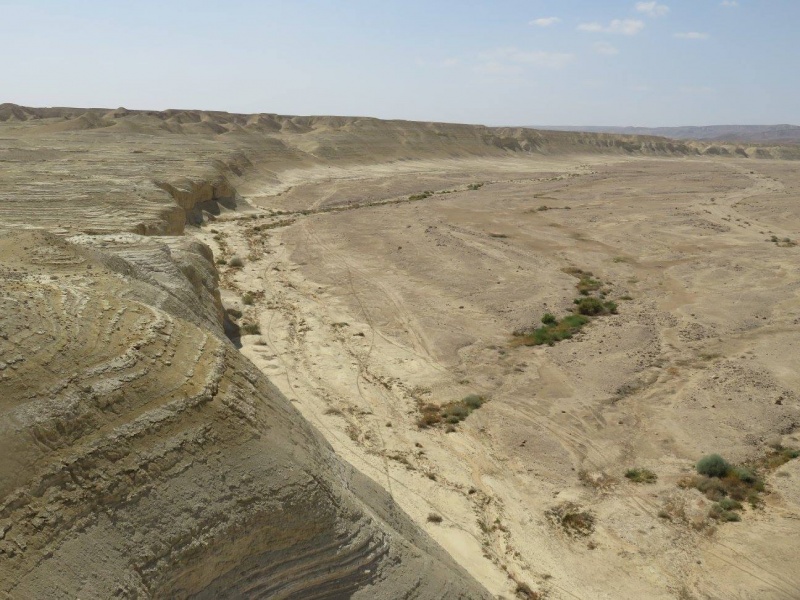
517,313,590,347
561,314,589,327
228,256,244,268
732,466,757,483
709,504,741,522
575,297,606,316
718,497,742,511
697,454,730,478
541,313,557,325
409,191,433,201
442,404,469,421
681,447,787,524
577,277,602,295
625,468,657,484
418,394,487,429
462,394,485,409
240,323,261,335
242,292,255,305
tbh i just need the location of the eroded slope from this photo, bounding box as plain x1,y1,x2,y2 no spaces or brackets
0,230,489,599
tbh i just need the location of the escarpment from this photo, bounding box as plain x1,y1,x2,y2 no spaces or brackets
1,104,797,237
0,230,489,598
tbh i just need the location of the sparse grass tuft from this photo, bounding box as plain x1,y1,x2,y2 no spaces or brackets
242,292,255,305
427,513,443,523
574,297,617,316
409,191,434,201
576,276,602,295
718,497,742,511
228,255,244,268
625,468,657,484
546,502,595,537
760,446,800,470
709,504,741,522
417,394,487,429
467,182,484,191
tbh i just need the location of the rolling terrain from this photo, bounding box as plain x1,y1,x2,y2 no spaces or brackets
533,124,800,144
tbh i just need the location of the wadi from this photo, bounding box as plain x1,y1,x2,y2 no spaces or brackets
1,104,799,599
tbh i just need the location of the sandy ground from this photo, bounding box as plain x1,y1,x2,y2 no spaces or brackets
196,155,800,599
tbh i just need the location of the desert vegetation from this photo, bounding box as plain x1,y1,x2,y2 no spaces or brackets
680,448,799,522
769,234,798,247
625,468,657,484
546,502,595,537
417,394,487,430
409,191,434,201
513,267,618,346
514,313,590,346
240,323,261,335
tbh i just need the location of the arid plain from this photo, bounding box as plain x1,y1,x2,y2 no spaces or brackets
1,105,799,599
212,156,800,599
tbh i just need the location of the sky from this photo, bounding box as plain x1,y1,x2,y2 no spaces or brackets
1,1,797,126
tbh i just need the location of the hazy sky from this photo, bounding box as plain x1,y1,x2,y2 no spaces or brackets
2,1,797,126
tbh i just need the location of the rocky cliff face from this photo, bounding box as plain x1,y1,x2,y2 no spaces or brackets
0,230,488,599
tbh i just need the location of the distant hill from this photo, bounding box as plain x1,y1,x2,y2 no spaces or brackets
529,124,800,144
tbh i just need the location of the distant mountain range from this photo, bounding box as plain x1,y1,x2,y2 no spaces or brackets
528,124,800,144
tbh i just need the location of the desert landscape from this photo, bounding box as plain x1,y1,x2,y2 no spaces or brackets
1,104,799,599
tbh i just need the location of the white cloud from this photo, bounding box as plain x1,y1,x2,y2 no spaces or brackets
530,17,561,27
675,32,710,39
635,2,670,17
440,58,459,68
577,19,645,35
720,1,738,6
478,47,574,70
593,42,619,55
